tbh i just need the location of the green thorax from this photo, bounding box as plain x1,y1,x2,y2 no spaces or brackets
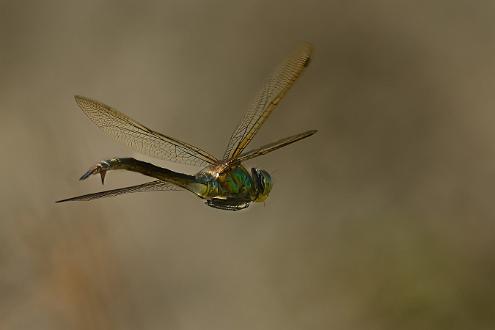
193,165,257,201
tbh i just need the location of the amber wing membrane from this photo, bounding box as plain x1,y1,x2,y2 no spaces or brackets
226,130,317,166
75,96,218,167
56,180,181,202
222,43,313,161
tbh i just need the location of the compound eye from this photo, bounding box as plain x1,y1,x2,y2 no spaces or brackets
259,174,266,191
260,170,272,192
251,168,263,190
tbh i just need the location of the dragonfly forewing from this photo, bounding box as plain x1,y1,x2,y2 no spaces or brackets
222,43,313,161
75,95,219,167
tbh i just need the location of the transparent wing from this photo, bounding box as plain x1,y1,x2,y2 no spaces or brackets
222,43,313,161
75,95,218,167
225,130,317,167
56,180,181,202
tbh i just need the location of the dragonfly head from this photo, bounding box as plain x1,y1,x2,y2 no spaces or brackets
251,168,272,202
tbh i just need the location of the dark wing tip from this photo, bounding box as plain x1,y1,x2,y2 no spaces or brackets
74,95,98,108
56,195,92,203
303,57,311,67
55,197,73,203
74,94,85,102
74,95,88,109
301,42,313,67
301,129,317,138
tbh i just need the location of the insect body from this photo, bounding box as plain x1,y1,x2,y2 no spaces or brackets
57,43,316,210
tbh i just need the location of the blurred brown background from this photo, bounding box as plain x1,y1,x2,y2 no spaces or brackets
1,0,495,329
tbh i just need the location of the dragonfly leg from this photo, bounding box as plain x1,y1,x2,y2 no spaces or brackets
205,198,250,211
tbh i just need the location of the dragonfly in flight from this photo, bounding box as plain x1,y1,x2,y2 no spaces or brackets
57,43,316,210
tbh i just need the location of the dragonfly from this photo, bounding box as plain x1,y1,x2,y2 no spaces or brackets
57,43,316,210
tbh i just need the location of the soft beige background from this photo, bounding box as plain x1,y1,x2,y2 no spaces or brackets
1,0,494,329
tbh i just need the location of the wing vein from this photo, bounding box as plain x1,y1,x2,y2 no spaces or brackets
75,95,219,167
222,43,313,161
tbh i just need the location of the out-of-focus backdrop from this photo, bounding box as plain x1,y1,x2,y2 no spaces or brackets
1,1,494,329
